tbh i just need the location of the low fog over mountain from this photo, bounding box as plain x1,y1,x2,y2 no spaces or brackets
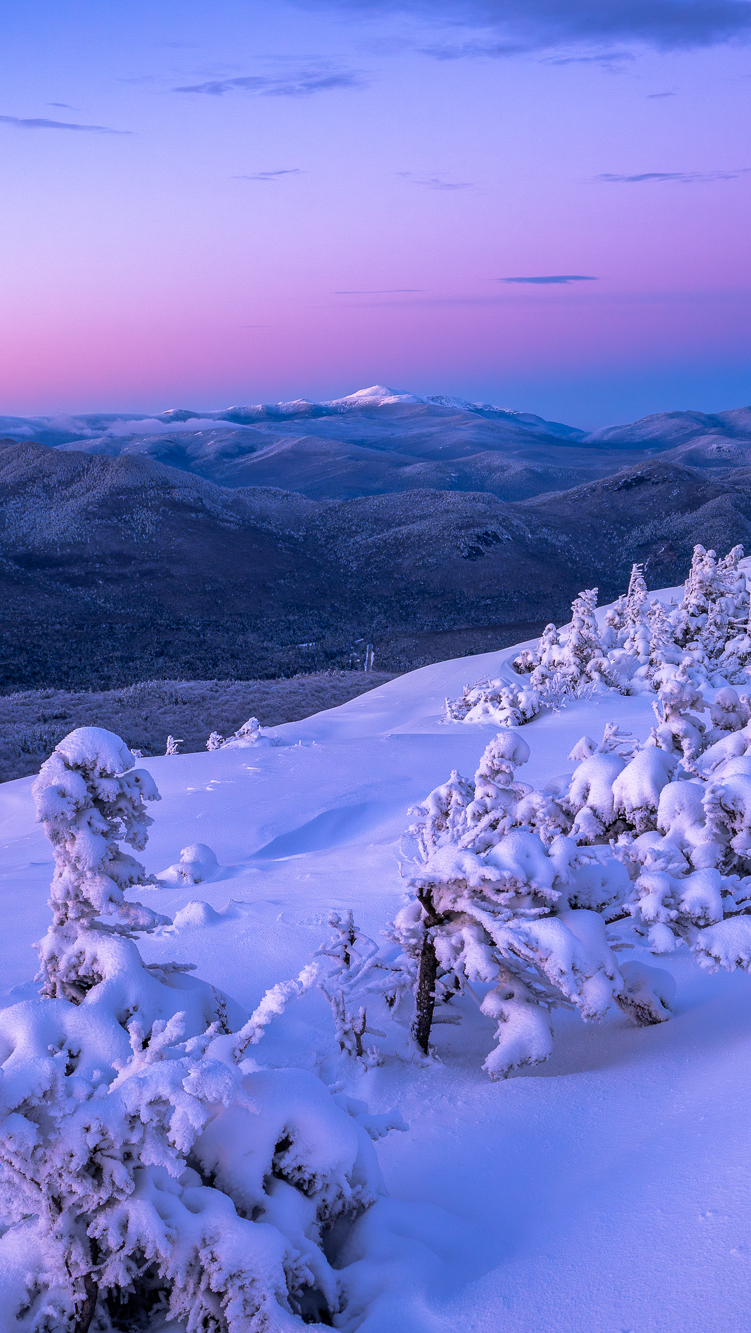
2,386,751,689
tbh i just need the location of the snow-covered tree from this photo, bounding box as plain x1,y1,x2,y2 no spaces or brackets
32,727,168,1002
391,681,751,1075
164,735,183,755
557,588,602,680
0,729,392,1332
452,545,750,736
648,667,708,770
389,732,643,1075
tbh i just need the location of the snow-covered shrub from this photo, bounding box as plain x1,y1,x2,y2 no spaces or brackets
385,691,751,1076
445,678,542,727
315,912,412,1068
450,545,751,734
206,730,224,751
220,717,278,749
164,735,183,755
536,671,596,712
158,842,220,886
387,732,648,1077
0,729,394,1331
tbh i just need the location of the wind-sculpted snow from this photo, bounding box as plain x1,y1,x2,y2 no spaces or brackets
0,673,396,784
3,620,751,1327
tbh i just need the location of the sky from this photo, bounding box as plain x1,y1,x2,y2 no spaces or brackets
0,0,749,428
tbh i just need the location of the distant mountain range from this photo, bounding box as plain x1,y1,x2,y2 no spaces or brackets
1,386,750,690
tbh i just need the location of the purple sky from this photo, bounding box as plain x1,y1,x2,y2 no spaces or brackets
0,0,749,427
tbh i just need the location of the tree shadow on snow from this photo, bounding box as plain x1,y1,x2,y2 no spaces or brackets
523,966,751,1081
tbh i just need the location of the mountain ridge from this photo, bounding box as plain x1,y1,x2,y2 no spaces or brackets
4,387,751,504
3,431,751,691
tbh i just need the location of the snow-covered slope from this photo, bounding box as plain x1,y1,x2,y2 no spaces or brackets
2,623,751,1331
585,404,751,447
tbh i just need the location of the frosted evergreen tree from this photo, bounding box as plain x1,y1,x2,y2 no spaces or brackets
624,563,648,629
0,729,392,1331
558,588,601,681
392,732,640,1072
32,727,168,1002
648,667,708,769
648,599,677,668
529,622,560,687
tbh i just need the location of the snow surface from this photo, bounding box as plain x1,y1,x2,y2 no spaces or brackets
2,619,751,1331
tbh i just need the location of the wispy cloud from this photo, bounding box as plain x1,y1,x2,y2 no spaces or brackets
647,90,677,97
500,274,598,284
540,49,634,67
424,39,632,69
335,287,426,293
0,113,131,134
47,101,78,110
397,170,473,189
232,169,303,180
597,169,749,182
299,0,751,55
174,67,363,97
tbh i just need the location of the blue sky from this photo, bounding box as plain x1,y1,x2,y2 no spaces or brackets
0,0,749,425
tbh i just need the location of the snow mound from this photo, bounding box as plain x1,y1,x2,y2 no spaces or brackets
158,843,220,886
172,899,224,930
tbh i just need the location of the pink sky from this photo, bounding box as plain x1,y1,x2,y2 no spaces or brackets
0,0,749,427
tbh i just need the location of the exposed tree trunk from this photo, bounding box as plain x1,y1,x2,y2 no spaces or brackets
74,1273,98,1333
412,891,441,1053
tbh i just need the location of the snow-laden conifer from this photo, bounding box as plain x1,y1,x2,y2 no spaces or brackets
390,732,640,1075
0,729,392,1331
450,544,751,734
32,727,168,1002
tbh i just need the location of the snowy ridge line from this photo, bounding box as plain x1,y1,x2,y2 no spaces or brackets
0,384,579,444
3,387,750,450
